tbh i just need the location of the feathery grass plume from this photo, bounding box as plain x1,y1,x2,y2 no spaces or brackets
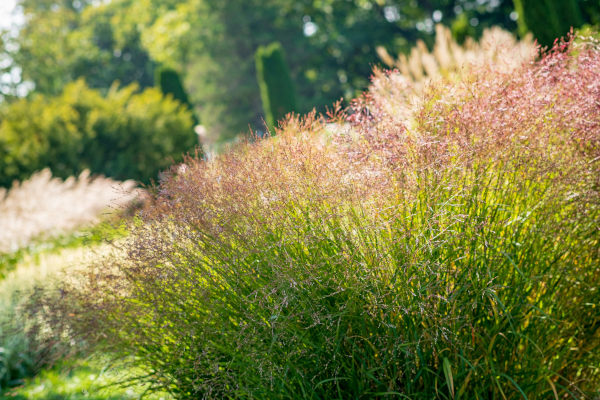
0,168,141,254
369,24,536,132
42,36,600,399
376,24,537,95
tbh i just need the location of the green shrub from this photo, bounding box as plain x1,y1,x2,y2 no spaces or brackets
0,80,197,187
42,39,600,398
255,42,297,132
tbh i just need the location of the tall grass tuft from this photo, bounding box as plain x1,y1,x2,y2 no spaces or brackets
41,37,600,398
375,24,537,96
0,168,141,254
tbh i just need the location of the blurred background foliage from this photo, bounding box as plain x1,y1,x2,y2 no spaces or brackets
0,80,195,186
0,0,599,184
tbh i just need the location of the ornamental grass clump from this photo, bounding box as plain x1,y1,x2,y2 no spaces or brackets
45,37,599,398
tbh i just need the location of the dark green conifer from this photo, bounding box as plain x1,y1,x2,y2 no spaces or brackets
513,0,583,47
255,42,297,132
156,67,198,124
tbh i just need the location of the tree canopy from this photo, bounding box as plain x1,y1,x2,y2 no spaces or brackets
3,0,597,145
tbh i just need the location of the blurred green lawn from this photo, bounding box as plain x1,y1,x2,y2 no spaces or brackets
1,358,171,400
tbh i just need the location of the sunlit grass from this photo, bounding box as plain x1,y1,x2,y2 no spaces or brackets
0,221,129,280
1,358,172,400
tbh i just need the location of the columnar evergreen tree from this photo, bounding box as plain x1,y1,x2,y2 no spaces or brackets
513,0,583,47
156,66,198,125
156,67,191,108
255,42,296,132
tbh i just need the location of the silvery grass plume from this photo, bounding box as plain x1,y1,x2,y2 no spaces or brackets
0,168,141,253
376,24,537,89
372,25,536,129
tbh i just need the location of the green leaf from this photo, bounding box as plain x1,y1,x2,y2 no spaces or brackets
443,357,455,399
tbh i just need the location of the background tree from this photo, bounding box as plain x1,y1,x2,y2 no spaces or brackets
141,0,518,144
580,0,600,26
2,0,155,96
166,0,307,143
155,66,198,126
